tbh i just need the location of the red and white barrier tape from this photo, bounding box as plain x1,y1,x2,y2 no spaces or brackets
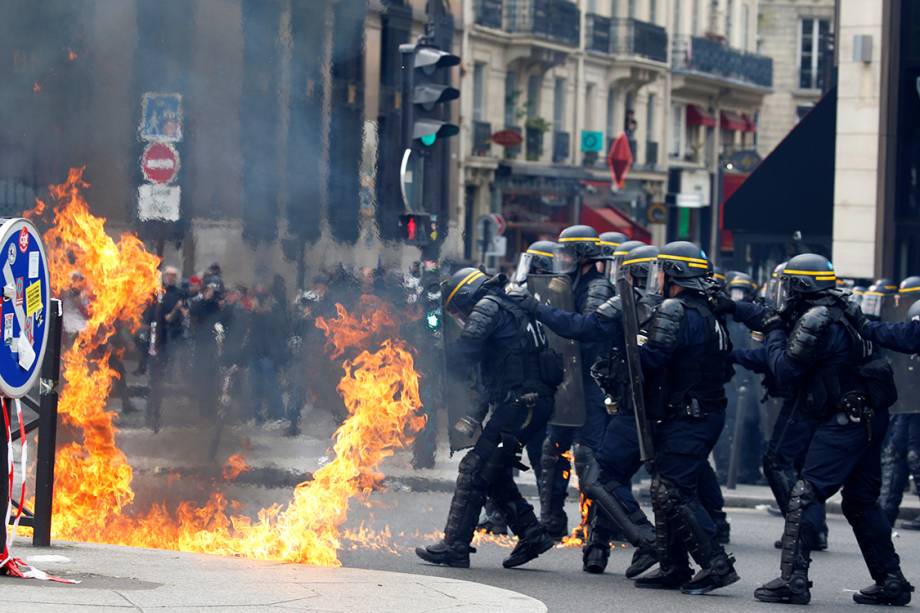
1,398,76,583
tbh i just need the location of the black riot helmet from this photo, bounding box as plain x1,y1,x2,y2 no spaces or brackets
908,299,920,321
875,278,899,293
513,240,558,284
607,239,646,282
862,283,897,320
775,253,836,313
621,245,659,289
647,241,712,295
598,232,628,258
712,266,727,289
899,276,920,300
441,267,489,321
556,225,603,274
728,272,758,302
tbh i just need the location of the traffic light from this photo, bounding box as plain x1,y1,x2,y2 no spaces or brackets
400,43,460,151
399,213,436,246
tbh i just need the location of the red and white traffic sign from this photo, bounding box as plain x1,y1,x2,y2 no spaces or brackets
489,213,506,236
141,142,180,184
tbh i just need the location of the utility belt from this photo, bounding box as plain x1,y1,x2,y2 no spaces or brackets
667,397,723,420
834,391,875,442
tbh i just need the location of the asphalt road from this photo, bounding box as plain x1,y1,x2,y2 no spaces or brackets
338,491,920,613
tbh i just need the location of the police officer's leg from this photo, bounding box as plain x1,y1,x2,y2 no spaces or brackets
540,425,574,539
901,414,920,530
763,405,807,516
879,415,909,527
842,411,914,606
593,413,657,577
698,460,729,544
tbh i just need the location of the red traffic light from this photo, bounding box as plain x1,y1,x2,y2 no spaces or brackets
406,216,417,241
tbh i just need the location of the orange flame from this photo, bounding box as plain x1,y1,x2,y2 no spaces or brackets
35,168,424,566
222,454,250,481
67,49,78,61
32,81,41,94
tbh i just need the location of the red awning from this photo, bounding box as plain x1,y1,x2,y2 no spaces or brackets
686,105,716,127
742,114,756,132
580,205,652,243
720,111,748,132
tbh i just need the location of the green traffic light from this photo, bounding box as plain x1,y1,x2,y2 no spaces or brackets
420,133,437,146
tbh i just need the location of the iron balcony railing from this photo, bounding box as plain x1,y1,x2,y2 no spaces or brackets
585,15,668,63
672,35,773,88
505,0,580,47
474,0,503,29
586,13,611,54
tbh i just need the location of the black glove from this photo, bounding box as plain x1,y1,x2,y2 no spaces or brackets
506,285,539,314
761,307,785,334
844,300,869,333
709,289,736,316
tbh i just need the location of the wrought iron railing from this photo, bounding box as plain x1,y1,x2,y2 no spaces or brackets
672,35,773,88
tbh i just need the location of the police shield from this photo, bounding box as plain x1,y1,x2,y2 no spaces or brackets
442,314,484,452
526,274,586,427
888,296,920,415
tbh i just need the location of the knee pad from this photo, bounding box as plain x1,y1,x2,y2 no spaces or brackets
789,479,818,513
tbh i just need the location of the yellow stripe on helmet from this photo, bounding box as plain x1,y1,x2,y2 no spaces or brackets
730,279,757,287
688,262,710,269
558,237,600,243
445,270,484,308
658,253,710,266
714,273,727,281
783,268,836,277
526,249,555,258
622,256,655,266
598,240,622,247
899,286,920,294
613,250,630,256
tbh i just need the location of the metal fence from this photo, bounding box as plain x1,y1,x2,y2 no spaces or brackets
672,35,773,88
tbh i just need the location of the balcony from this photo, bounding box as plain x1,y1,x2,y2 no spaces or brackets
585,16,668,64
474,0,503,29
586,14,611,54
552,131,570,163
505,0,580,47
672,35,773,89
472,121,493,157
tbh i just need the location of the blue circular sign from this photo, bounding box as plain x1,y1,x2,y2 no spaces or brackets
0,219,50,398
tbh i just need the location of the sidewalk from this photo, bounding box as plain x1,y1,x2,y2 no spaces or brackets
1,541,546,613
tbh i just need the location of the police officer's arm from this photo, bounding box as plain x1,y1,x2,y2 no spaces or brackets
451,297,503,365
732,300,768,329
859,320,920,354
533,298,623,343
639,298,687,370
764,307,847,387
584,278,614,314
730,346,768,374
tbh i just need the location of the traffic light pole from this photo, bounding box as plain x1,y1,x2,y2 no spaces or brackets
399,44,416,158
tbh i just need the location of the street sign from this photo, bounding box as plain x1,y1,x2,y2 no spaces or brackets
140,92,183,142
581,130,604,153
138,184,181,221
490,213,506,236
141,142,180,184
491,129,524,148
485,235,507,257
0,218,50,398
607,133,633,188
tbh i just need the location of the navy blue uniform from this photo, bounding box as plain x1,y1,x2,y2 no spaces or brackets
861,319,920,354
880,414,920,526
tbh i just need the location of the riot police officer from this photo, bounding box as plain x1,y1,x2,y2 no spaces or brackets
416,267,557,569
750,254,912,606
598,232,628,258
516,241,740,595
539,225,615,544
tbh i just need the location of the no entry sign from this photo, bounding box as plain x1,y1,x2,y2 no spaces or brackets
141,142,179,184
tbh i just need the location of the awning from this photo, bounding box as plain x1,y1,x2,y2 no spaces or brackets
687,104,716,127
723,87,836,237
580,205,652,243
720,111,748,132
742,114,756,132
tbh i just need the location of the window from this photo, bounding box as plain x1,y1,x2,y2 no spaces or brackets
741,4,750,50
504,70,517,127
624,91,635,133
670,103,685,160
646,93,656,142
649,0,657,23
473,63,485,122
799,18,831,89
527,74,541,118
553,78,566,128
606,87,617,140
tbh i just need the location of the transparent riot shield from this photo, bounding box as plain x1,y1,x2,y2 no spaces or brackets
442,314,483,452
526,274,586,427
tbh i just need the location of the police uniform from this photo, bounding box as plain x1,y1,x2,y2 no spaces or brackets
416,268,557,569
521,241,740,595
752,254,913,606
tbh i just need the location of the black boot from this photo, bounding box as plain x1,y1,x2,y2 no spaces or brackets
754,572,812,605
625,543,658,579
853,571,914,606
476,500,509,536
503,525,555,569
715,515,731,545
415,540,475,568
635,565,693,590
682,552,740,595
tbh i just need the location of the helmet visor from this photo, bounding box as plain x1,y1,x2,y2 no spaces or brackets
605,258,622,286
553,244,578,275
862,293,882,318
730,288,746,302
775,277,792,313
513,252,533,285
645,259,664,297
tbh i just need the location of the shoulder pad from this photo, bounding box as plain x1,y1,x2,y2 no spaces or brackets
462,296,502,340
584,278,615,314
647,298,684,351
596,296,622,321
786,306,832,363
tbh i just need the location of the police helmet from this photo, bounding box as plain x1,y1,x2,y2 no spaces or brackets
849,285,867,307
607,239,646,281
621,245,659,289
908,299,920,321
899,276,920,296
557,225,603,273
775,254,836,312
712,266,727,289
728,272,758,302
441,267,489,319
874,278,899,294
647,241,712,295
862,283,897,320
513,240,558,284
598,232,628,258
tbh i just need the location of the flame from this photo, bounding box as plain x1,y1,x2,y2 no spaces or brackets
35,168,424,566
560,494,592,548
32,81,41,93
67,49,78,61
222,454,250,481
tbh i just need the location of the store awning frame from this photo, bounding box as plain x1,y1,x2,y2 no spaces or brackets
720,111,748,132
687,104,716,128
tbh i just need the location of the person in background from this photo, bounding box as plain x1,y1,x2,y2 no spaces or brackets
245,285,286,428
